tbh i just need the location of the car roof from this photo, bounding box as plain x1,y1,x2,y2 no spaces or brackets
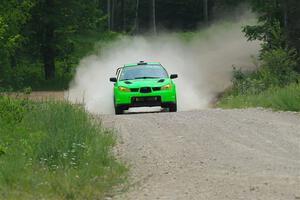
123,61,161,68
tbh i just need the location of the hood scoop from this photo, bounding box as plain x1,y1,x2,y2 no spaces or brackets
124,81,132,84
158,79,165,83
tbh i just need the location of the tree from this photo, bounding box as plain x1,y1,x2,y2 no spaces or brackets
133,0,140,33
203,0,208,22
151,0,157,34
27,0,102,80
0,0,34,68
108,0,111,31
245,0,300,56
0,17,8,76
121,0,126,31
111,0,116,31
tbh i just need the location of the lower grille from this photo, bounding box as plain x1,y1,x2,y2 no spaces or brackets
131,96,161,107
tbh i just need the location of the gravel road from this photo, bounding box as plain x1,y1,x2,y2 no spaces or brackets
99,109,300,200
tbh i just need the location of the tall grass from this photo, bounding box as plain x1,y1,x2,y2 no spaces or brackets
0,97,127,200
218,83,300,111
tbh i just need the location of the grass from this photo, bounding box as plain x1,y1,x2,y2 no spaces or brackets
0,96,127,200
218,83,300,112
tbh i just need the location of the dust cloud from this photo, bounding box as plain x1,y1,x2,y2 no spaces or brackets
68,14,260,114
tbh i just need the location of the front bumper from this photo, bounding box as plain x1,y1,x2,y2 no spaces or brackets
114,89,176,107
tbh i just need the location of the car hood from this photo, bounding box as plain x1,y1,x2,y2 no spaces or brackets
118,78,171,88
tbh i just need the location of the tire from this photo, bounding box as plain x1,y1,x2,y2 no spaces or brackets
114,96,123,115
169,102,177,112
114,106,123,115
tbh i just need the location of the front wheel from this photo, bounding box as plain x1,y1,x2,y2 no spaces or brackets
169,102,177,112
114,96,123,115
114,106,124,115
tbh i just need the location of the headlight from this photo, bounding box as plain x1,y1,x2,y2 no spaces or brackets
161,84,172,90
118,86,131,92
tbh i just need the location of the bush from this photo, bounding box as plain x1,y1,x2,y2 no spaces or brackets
0,96,28,124
231,68,267,95
259,48,299,87
0,97,127,199
228,48,299,96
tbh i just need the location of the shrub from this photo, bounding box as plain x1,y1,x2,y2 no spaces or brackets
231,68,267,95
0,96,28,124
0,98,127,199
259,48,299,87
228,47,299,96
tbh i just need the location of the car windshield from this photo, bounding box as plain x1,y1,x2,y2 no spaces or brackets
119,65,168,81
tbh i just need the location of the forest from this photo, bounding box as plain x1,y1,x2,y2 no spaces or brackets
1,0,299,91
1,1,300,199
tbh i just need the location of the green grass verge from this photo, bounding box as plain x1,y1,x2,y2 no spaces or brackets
218,83,300,112
0,96,127,200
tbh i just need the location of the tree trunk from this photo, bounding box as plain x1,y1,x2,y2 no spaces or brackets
10,54,16,69
121,0,125,32
134,0,139,33
111,0,116,31
283,0,288,29
203,0,208,22
43,24,55,80
107,0,111,31
152,0,157,35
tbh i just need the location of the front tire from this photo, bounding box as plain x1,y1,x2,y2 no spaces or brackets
169,102,177,112
114,96,124,115
114,106,123,115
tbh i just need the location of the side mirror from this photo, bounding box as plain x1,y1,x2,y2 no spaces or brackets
110,77,117,82
170,74,178,79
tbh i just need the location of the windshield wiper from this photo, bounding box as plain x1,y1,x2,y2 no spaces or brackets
134,77,160,79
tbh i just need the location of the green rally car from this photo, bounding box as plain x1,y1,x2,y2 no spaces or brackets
110,61,178,114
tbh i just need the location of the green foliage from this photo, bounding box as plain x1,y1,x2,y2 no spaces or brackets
0,0,34,57
0,97,127,199
0,96,27,124
243,20,286,52
259,48,299,86
226,0,300,109
1,0,299,91
0,0,109,85
0,145,6,157
229,47,299,96
246,0,300,71
1,64,72,91
218,83,300,112
22,87,32,95
0,31,120,91
230,68,266,95
71,31,121,64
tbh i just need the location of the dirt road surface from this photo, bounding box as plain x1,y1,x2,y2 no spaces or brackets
99,109,300,200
